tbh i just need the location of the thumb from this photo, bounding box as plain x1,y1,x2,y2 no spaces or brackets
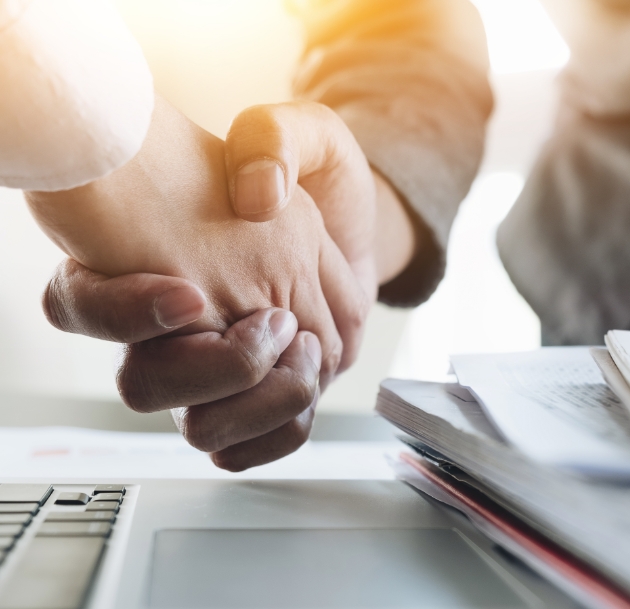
225,104,300,222
225,102,376,282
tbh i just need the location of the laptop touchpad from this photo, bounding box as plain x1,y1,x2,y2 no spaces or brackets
148,529,526,608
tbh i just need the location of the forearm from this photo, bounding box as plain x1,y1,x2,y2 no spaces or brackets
372,170,416,285
25,96,221,278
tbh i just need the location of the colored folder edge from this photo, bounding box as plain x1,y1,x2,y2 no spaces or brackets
396,452,630,609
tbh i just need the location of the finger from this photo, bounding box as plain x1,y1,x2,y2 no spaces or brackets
210,394,318,472
44,258,207,343
318,232,373,374
225,103,375,264
176,331,321,454
288,280,342,389
225,101,362,216
116,308,298,413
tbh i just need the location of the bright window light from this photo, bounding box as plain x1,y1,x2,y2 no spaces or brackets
471,0,569,73
390,172,540,383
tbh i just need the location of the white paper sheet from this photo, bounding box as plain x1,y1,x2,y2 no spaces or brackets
0,427,397,480
605,331,630,388
591,347,630,414
451,348,630,474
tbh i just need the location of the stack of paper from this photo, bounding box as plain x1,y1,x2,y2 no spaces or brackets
391,454,630,609
376,347,630,609
591,330,630,412
605,330,630,384
450,347,630,476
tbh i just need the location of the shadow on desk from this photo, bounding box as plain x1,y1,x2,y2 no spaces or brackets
0,392,396,441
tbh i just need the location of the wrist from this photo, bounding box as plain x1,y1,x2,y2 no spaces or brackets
25,97,222,278
372,169,417,285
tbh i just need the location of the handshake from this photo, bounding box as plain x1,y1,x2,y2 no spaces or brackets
27,96,415,471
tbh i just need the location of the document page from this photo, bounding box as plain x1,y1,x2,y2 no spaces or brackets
605,330,630,388
451,348,630,475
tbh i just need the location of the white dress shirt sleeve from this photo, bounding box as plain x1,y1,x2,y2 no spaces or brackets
0,0,154,191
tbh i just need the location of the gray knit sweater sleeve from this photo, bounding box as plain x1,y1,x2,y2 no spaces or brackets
291,0,493,306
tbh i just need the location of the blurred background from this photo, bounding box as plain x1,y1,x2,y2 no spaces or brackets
0,0,569,413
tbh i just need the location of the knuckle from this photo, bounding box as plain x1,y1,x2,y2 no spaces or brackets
233,104,281,135
41,267,73,333
115,346,161,414
179,409,204,449
99,307,139,344
210,451,245,473
180,412,207,452
181,408,226,454
177,407,202,450
347,295,370,335
357,290,371,324
321,339,342,380
225,334,267,389
285,369,318,415
284,416,312,451
228,105,287,156
41,277,64,332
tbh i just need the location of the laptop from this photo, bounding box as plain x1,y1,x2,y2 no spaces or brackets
0,426,580,608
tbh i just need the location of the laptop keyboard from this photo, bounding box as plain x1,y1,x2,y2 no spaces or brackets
0,483,129,609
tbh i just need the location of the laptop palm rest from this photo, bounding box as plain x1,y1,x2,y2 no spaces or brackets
148,528,526,608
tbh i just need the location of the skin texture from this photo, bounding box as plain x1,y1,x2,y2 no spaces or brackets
38,99,416,471
27,96,372,470
225,101,415,289
27,96,371,379
43,262,320,470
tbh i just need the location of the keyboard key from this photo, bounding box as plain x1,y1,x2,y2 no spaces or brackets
0,524,23,537
0,536,105,609
0,503,38,514
0,484,52,505
0,537,15,551
55,492,90,506
0,513,31,525
86,501,119,513
37,521,111,537
93,484,125,495
46,511,116,523
93,492,122,503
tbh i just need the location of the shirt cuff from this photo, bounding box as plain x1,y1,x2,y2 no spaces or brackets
0,0,31,31
0,0,154,191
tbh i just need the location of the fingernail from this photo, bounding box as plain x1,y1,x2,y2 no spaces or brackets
154,286,206,329
304,333,322,369
268,310,297,354
234,159,286,216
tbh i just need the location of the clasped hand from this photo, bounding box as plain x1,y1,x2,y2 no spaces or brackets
29,97,379,470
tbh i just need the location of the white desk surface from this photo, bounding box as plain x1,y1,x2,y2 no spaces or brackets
0,426,400,480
